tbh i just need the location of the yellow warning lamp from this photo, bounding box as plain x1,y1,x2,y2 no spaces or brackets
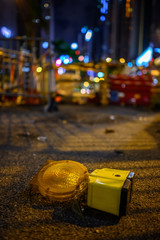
87,168,134,216
30,160,89,202
29,160,134,217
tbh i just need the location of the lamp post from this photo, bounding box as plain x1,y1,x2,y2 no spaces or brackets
44,0,58,111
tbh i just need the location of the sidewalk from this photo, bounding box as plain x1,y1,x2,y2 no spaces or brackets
0,104,160,240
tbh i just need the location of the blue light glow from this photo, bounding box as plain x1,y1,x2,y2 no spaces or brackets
22,67,30,72
100,16,106,21
128,62,133,67
1,26,11,38
97,72,104,78
154,48,160,54
42,41,49,49
100,0,108,14
81,26,88,34
85,30,93,42
84,55,89,63
63,58,69,64
60,55,66,61
136,47,153,67
87,70,94,77
70,42,78,50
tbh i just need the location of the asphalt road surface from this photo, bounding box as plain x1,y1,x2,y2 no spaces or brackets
0,104,160,240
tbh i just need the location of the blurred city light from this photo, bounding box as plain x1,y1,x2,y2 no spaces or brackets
150,69,159,76
44,3,49,8
136,46,153,67
100,16,106,21
81,26,88,34
84,55,89,63
70,42,78,50
56,59,62,66
128,62,133,67
22,67,30,72
60,55,66,61
94,77,99,82
153,77,158,86
63,58,69,64
36,67,42,73
106,57,112,63
154,48,160,54
87,70,94,77
154,57,160,66
58,67,66,75
119,58,125,64
1,26,11,38
32,19,40,23
69,57,73,63
42,41,49,49
84,81,89,87
45,15,51,20
97,72,104,78
81,88,86,94
100,0,109,14
85,30,93,42
78,55,84,61
75,50,80,55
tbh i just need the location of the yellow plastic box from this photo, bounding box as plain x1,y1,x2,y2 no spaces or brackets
87,168,134,216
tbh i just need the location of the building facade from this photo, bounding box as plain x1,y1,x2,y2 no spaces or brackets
0,0,160,62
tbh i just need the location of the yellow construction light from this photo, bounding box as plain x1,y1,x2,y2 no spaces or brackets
119,58,125,64
29,160,134,217
36,66,42,73
30,160,89,202
106,57,112,63
87,168,134,216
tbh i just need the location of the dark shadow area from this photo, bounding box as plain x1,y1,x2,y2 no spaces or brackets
51,206,120,228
